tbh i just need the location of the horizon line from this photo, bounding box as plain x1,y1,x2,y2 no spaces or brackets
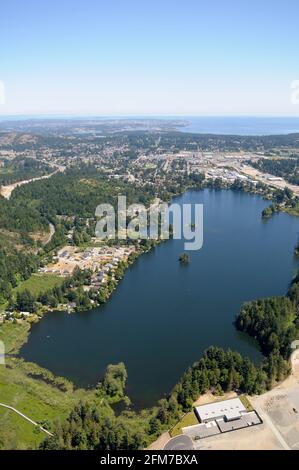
1,113,299,120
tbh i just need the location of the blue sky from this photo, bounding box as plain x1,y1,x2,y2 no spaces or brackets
0,0,299,115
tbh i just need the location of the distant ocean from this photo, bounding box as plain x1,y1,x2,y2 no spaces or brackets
1,114,299,136
177,116,299,136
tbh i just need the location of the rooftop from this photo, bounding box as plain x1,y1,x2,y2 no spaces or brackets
195,398,246,423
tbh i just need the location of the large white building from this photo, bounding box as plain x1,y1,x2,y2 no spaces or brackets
195,398,246,423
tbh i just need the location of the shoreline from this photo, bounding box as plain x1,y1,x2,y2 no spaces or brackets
3,183,298,369
1,184,299,449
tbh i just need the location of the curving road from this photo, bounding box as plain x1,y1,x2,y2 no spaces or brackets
0,163,65,200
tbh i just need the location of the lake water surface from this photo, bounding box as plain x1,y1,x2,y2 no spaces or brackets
20,190,299,408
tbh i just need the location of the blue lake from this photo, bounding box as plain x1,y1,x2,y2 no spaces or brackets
20,189,299,408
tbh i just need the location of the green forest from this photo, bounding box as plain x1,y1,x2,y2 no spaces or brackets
236,274,299,359
0,156,52,186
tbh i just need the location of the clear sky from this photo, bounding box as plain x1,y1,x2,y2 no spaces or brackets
1,0,299,116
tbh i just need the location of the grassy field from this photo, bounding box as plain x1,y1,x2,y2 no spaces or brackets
0,406,42,450
0,319,99,450
0,278,83,450
169,411,199,437
0,357,93,449
0,321,30,354
0,273,64,313
14,273,64,297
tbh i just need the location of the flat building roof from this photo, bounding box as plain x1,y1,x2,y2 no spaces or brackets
195,397,246,422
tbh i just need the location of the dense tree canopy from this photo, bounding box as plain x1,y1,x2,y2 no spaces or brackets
236,278,299,358
0,156,51,186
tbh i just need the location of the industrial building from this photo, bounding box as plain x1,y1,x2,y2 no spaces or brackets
195,398,246,423
182,397,262,440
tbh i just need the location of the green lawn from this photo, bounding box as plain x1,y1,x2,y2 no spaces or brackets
0,321,30,354
14,274,64,297
0,406,42,450
169,411,199,437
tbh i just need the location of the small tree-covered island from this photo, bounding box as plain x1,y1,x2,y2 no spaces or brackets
179,252,190,264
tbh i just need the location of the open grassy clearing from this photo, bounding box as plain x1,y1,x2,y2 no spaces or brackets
0,357,93,449
14,273,64,297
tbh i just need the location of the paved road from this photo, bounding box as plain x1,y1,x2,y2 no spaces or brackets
164,435,194,450
0,402,53,436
